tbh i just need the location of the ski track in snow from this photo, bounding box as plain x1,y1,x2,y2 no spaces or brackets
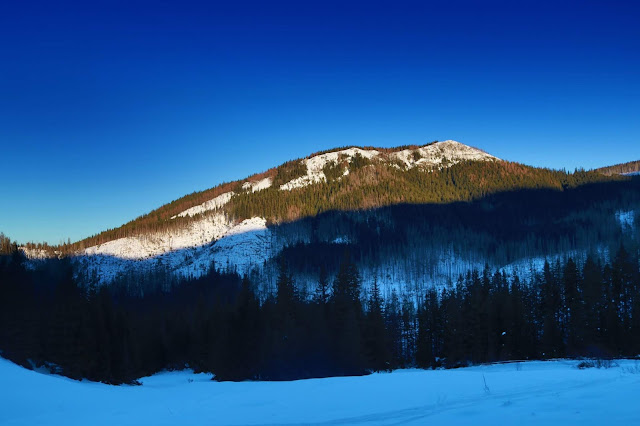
2,358,640,426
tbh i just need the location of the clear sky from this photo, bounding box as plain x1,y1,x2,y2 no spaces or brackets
1,0,639,244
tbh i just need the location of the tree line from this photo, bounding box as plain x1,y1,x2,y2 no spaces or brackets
597,159,640,176
1,240,639,384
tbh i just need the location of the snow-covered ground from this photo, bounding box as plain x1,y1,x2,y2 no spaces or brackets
19,247,54,259
172,178,273,219
75,216,273,283
209,217,273,274
2,357,640,425
84,213,233,260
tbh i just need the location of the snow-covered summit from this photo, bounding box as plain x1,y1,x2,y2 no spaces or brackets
166,141,496,216
280,147,380,190
389,140,499,169
279,140,499,190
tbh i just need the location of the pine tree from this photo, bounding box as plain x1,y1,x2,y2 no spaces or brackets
582,256,603,353
329,252,365,375
314,265,330,307
540,260,563,358
416,289,439,368
563,258,585,355
364,277,390,371
276,259,296,310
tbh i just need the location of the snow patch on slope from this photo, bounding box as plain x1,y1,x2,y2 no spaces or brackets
171,178,269,221
173,192,234,219
78,215,273,283
280,147,380,190
242,177,272,193
279,141,498,190
85,213,232,259
211,217,272,274
19,247,53,259
390,140,499,169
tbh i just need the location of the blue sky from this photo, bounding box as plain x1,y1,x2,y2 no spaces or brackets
1,0,639,244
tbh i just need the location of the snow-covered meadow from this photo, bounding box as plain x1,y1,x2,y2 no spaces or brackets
2,357,640,425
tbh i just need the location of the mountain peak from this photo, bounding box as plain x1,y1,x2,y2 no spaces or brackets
21,139,506,280
279,140,499,191
19,138,627,290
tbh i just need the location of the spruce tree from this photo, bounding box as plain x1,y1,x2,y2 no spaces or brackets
364,277,390,371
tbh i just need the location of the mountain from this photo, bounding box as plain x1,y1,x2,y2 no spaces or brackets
6,140,640,384
21,140,639,296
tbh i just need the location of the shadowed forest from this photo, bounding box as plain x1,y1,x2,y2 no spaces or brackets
1,177,639,384
1,243,639,384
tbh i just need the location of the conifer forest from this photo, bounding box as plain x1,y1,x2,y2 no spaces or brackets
2,174,639,384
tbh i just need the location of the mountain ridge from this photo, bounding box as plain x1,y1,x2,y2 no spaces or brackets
596,159,640,176
28,140,499,253
17,140,636,289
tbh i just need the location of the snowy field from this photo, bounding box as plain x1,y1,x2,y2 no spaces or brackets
2,358,640,425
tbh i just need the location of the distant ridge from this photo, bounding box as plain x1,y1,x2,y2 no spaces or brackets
596,159,640,176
